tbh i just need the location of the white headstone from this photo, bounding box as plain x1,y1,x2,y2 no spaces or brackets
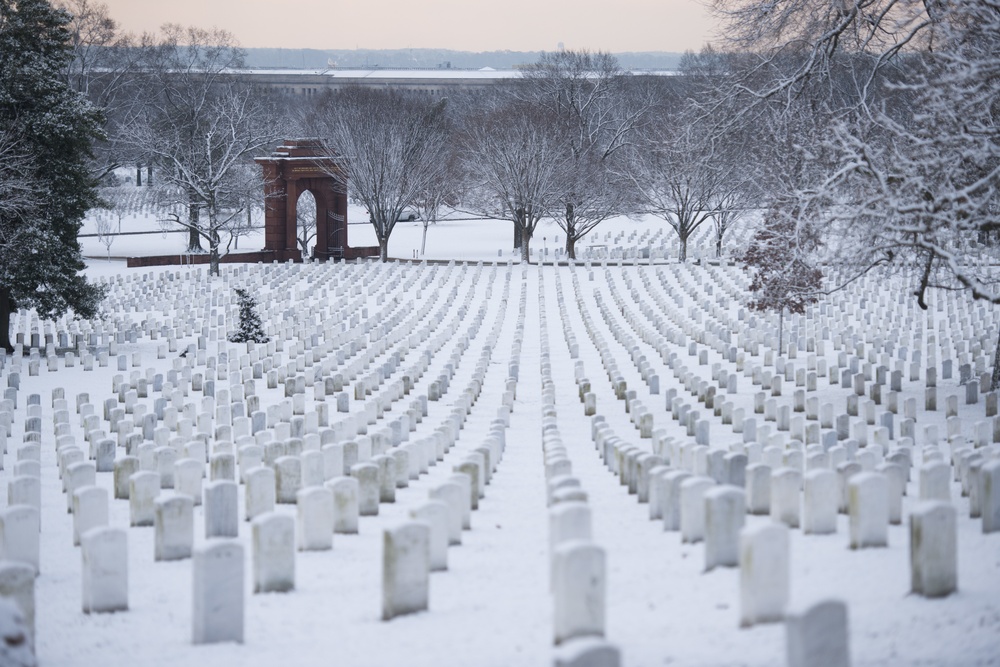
910,501,958,598
0,597,35,667
0,506,39,574
553,637,621,667
274,456,302,504
429,482,464,545
803,469,838,535
770,468,802,529
984,460,1000,534
154,494,194,561
848,472,889,549
326,477,359,534
704,486,746,571
245,466,276,522
129,471,159,527
352,462,380,516
785,599,850,667
192,540,244,644
409,501,449,572
296,487,333,551
553,540,605,645
252,512,295,593
680,476,715,543
382,522,431,620
204,481,239,538
0,563,35,650
72,486,108,547
740,523,789,627
80,527,128,613
174,458,204,506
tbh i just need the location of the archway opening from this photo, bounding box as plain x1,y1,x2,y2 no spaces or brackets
295,189,318,256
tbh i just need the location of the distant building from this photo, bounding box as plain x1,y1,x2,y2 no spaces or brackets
244,68,521,98
241,67,674,97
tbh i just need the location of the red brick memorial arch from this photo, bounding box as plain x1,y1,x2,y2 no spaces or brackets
256,139,378,261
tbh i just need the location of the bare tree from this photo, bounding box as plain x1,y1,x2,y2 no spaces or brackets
94,215,115,261
413,148,461,257
295,190,317,256
519,51,653,259
712,0,1000,385
58,0,147,183
632,119,727,262
123,26,280,274
459,98,567,263
309,87,449,262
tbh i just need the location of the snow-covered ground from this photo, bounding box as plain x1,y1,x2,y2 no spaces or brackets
78,200,748,264
3,212,999,667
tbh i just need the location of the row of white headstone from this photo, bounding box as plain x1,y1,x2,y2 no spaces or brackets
537,267,622,667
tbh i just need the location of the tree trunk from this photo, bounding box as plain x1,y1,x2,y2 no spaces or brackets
146,164,152,186
0,287,12,354
991,319,1000,392
778,307,784,356
514,209,523,249
678,235,688,262
187,199,202,252
421,221,429,256
209,230,221,277
135,164,142,187
565,203,575,260
380,238,389,262
521,235,530,263
716,230,723,258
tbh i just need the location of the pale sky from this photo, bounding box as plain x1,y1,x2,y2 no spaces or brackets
100,0,717,53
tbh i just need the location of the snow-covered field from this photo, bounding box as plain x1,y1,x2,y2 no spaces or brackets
2,212,999,667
